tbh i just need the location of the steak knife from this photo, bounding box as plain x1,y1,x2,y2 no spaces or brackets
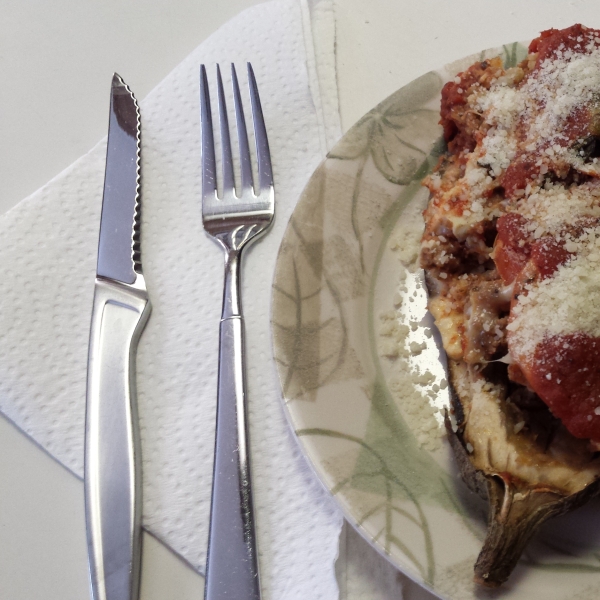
84,73,150,600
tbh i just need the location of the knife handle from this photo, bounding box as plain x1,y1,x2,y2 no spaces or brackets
85,278,150,600
205,251,261,600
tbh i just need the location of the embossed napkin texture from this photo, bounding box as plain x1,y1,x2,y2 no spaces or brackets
0,0,344,597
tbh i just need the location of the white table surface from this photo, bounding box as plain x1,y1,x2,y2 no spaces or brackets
3,1,600,598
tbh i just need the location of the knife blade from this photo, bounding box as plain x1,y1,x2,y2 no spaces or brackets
84,73,150,600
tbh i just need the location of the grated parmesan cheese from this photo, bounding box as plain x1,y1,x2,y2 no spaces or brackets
508,247,600,358
516,181,600,236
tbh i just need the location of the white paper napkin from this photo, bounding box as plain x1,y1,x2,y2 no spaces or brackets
0,0,345,597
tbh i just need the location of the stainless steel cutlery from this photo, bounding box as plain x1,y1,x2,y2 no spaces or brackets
200,63,274,600
85,74,150,600
83,62,273,600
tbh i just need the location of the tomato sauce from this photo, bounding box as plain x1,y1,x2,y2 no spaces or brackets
431,25,600,444
529,24,600,67
494,214,531,283
440,58,504,154
526,333,600,441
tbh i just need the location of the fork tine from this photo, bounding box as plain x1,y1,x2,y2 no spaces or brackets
247,63,274,194
231,64,253,194
200,65,217,202
216,65,236,199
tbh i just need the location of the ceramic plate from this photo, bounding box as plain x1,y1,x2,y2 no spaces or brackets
271,42,600,600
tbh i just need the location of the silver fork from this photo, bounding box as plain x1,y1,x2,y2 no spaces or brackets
200,63,274,600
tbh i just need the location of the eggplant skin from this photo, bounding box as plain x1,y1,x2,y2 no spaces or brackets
444,407,488,501
444,359,600,588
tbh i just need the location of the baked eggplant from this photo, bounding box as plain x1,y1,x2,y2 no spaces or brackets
421,25,600,586
444,359,600,587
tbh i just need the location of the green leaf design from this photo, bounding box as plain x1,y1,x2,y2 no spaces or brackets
274,68,457,586
329,72,443,184
272,168,365,402
328,117,372,160
350,380,453,505
502,41,529,68
370,119,423,185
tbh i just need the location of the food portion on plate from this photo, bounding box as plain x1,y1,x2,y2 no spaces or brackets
421,24,600,587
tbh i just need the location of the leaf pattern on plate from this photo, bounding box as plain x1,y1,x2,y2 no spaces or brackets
502,41,529,69
272,168,364,402
329,72,442,186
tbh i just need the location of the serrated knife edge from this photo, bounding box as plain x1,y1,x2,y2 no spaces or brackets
96,73,142,285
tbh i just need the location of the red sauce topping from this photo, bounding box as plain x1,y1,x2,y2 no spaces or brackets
530,237,572,279
494,214,531,283
500,26,600,198
529,24,597,67
526,333,600,441
501,159,540,199
437,25,600,444
440,59,503,154
440,82,464,142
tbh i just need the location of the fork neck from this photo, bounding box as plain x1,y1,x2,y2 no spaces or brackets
221,248,242,320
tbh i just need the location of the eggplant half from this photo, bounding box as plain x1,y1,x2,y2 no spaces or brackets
445,359,600,587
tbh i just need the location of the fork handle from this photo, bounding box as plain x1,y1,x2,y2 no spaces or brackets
205,252,261,600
